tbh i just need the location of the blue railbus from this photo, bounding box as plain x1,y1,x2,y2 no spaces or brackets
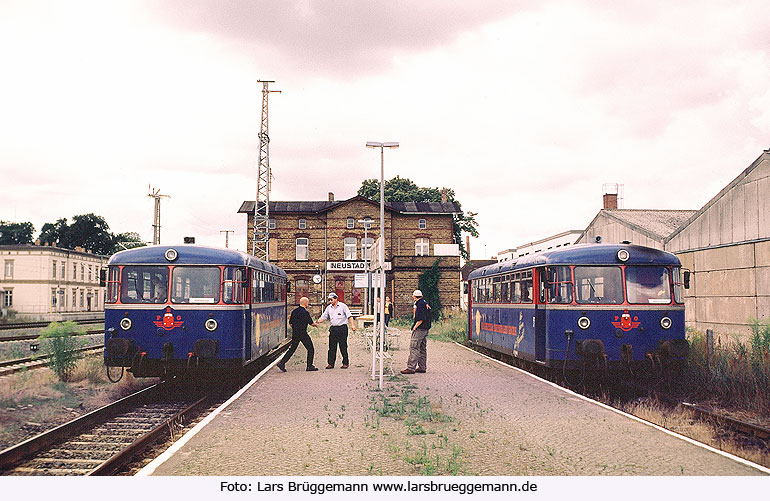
467,243,689,377
103,245,288,378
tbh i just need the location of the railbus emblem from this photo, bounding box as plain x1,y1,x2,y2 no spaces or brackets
153,307,184,331
611,309,640,332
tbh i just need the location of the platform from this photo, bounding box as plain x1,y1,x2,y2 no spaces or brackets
141,327,766,476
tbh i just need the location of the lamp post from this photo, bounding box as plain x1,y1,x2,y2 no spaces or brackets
358,219,372,315
366,141,398,389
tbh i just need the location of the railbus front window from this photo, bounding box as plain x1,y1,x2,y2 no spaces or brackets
120,266,169,304
171,267,220,304
574,266,623,304
626,266,671,304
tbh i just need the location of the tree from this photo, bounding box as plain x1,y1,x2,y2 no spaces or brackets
68,213,114,255
358,176,479,259
0,221,34,244
37,214,143,255
39,218,69,247
112,232,147,253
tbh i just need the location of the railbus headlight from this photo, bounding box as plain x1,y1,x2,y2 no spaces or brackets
577,316,591,330
617,249,630,262
119,317,132,331
164,248,178,261
660,316,672,330
204,318,218,332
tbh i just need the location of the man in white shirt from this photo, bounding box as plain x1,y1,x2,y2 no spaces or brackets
316,292,357,369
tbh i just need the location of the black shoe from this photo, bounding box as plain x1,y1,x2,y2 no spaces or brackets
306,366,319,371
415,369,426,373
277,364,286,372
326,364,333,369
340,364,349,369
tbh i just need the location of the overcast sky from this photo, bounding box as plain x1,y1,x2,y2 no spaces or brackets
1,0,768,260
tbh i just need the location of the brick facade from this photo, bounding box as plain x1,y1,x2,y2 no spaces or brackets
239,196,460,318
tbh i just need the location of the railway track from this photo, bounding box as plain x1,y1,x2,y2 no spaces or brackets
0,329,103,343
0,345,105,376
0,382,217,476
0,318,103,331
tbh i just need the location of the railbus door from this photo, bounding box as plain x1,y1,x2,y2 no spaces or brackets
534,267,547,362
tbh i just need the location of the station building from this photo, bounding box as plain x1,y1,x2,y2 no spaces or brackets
238,194,462,318
0,243,108,319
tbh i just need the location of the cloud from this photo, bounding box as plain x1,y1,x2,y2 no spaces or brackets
145,0,529,77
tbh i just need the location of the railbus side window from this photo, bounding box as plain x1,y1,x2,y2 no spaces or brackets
512,273,521,303
106,266,120,303
492,276,501,303
574,266,623,304
672,267,684,304
223,267,247,304
521,270,533,302
501,275,509,303
547,266,573,304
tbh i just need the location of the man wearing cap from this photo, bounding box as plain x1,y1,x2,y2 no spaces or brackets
316,292,357,369
401,289,431,374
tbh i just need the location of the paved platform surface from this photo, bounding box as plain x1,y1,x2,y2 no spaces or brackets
148,328,765,476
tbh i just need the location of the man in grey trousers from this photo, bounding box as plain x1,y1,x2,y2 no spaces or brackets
401,289,431,374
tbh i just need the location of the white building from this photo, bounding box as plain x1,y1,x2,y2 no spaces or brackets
0,244,108,319
498,230,582,262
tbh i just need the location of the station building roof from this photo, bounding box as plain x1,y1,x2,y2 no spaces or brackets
238,195,461,215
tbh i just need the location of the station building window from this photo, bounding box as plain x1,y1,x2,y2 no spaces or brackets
419,219,426,229
268,218,276,230
298,219,306,229
2,289,12,307
52,261,57,279
4,260,13,278
344,237,357,260
362,237,374,260
415,238,429,256
347,217,355,229
296,238,309,261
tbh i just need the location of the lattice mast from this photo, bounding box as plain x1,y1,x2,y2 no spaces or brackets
253,79,281,260
148,186,170,245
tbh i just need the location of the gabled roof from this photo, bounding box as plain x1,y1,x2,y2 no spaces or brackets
578,209,697,243
665,149,770,243
238,195,461,215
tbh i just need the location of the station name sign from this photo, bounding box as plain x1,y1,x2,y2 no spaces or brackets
327,261,391,271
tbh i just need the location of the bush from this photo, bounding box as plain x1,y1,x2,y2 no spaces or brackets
683,321,770,414
37,321,84,382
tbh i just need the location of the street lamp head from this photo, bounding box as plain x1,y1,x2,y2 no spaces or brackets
366,141,399,149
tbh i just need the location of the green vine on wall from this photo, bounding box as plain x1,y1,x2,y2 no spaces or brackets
418,258,443,321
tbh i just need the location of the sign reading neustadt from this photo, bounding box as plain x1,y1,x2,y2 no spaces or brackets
327,261,391,271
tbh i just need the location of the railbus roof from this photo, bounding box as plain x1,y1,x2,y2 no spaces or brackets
107,245,287,279
468,243,681,280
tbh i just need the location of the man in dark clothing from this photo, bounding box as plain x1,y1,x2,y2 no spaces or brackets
401,289,431,374
277,296,319,372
